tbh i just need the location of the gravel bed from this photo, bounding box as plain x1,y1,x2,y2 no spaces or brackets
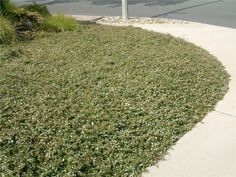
97,16,188,25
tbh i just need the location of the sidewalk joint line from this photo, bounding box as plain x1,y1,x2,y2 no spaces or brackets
214,110,236,118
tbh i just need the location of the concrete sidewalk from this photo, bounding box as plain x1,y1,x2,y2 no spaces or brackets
131,23,236,177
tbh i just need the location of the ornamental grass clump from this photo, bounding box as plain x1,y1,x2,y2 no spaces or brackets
0,16,15,44
42,14,78,32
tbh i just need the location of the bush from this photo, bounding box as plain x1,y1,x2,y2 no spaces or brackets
0,1,44,33
0,0,16,16
11,8,44,28
6,8,44,41
42,14,78,32
22,3,50,17
0,16,15,44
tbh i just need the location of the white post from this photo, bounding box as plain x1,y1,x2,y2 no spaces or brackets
122,0,128,20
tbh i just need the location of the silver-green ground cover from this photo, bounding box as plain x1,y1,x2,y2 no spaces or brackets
0,24,229,176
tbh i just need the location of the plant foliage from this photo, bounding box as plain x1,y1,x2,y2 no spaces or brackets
0,24,229,176
0,15,15,44
42,14,78,32
21,3,50,17
0,0,16,16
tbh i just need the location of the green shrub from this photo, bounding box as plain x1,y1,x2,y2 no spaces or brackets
6,8,44,41
42,14,78,32
0,1,44,28
11,8,44,27
0,16,15,44
22,3,50,17
0,0,16,16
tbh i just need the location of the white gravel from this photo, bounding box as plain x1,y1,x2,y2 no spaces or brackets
97,16,188,25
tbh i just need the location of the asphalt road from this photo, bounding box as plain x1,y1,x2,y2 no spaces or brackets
13,0,236,28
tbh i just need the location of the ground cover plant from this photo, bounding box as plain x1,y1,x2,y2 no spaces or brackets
0,24,229,176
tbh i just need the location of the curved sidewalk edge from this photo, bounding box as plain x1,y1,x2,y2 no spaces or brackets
132,23,236,177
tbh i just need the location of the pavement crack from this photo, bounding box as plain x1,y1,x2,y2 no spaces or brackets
215,110,236,118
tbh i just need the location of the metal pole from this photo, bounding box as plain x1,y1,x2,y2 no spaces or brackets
122,0,128,20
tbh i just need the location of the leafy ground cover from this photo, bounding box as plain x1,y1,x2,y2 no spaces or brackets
0,23,229,176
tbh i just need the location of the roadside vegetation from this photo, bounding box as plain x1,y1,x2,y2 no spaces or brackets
42,13,78,32
0,0,78,43
0,1,229,176
0,15,16,44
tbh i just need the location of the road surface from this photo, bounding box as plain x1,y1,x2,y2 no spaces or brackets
12,0,236,28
